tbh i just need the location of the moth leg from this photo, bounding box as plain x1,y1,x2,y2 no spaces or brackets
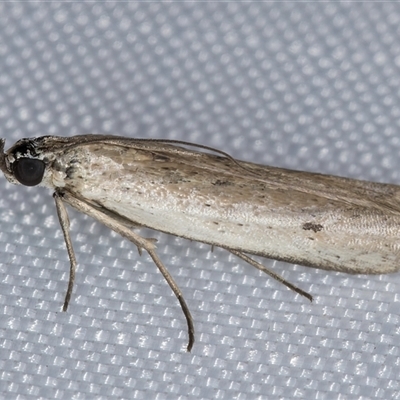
53,192,78,311
136,238,158,256
228,250,313,302
146,246,195,352
74,200,158,255
92,206,143,230
58,190,195,352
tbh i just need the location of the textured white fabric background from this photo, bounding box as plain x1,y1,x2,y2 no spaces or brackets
0,3,400,399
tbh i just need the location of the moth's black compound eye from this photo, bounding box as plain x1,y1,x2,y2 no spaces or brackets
13,158,45,186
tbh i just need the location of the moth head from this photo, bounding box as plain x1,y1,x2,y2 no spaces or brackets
0,137,53,187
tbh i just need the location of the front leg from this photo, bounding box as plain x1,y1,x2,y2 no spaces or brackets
53,189,195,352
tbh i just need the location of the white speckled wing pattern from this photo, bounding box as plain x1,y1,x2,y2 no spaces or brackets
25,135,400,275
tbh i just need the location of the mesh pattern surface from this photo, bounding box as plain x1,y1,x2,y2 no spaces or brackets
0,3,400,399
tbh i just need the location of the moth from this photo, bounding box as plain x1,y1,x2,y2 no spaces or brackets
1,134,400,351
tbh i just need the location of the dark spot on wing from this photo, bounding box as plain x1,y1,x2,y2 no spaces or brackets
302,222,323,233
212,179,232,186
